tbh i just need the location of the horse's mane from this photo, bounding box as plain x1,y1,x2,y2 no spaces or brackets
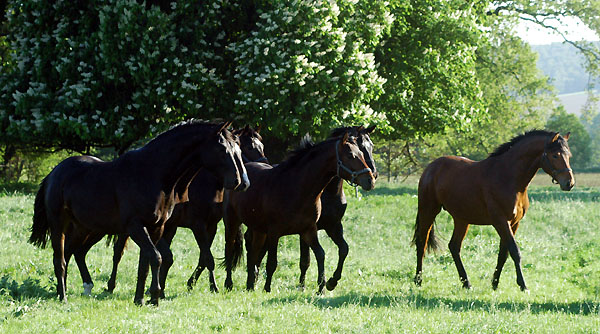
330,126,360,138
275,135,342,171
489,130,568,157
147,120,235,147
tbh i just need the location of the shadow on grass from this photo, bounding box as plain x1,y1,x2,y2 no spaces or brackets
264,291,600,316
361,184,417,197
0,275,55,301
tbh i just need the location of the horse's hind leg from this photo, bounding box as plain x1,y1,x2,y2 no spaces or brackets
262,234,279,292
449,220,471,289
51,231,67,301
325,223,348,291
71,232,105,295
414,203,441,286
246,230,267,291
298,237,310,289
107,234,128,293
493,220,527,291
492,221,520,290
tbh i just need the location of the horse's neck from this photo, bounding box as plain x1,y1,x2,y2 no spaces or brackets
141,134,208,194
504,136,547,191
286,145,338,201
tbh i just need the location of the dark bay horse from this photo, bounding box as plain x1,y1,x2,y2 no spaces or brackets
223,132,376,293
105,125,267,295
298,125,377,291
413,130,574,290
248,126,377,290
29,121,249,305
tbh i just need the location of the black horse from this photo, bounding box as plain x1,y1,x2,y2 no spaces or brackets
29,121,249,305
105,125,267,295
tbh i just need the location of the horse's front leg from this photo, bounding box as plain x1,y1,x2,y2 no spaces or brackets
298,237,310,289
493,220,527,291
324,223,348,291
127,222,162,306
302,228,326,294
492,221,521,290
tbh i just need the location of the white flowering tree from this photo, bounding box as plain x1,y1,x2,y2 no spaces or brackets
0,0,491,156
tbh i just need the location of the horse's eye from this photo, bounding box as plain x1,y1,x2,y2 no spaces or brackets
553,154,559,159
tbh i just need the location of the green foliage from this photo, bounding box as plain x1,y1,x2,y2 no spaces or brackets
546,106,592,168
374,1,486,139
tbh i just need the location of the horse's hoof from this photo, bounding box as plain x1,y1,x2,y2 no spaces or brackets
263,286,271,293
82,282,94,296
462,281,472,289
296,284,306,291
210,285,219,293
148,298,159,306
134,298,144,306
492,280,499,290
414,277,422,286
520,285,529,292
326,278,338,291
186,280,196,291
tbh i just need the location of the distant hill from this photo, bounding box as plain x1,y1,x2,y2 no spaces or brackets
558,91,599,115
531,42,599,95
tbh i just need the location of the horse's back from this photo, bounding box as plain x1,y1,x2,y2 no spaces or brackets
419,156,489,222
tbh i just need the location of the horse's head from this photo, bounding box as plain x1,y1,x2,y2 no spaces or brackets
234,125,269,164
540,132,574,191
205,122,250,191
331,125,378,179
336,132,376,191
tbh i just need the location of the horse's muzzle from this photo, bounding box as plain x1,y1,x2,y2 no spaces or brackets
358,174,376,191
559,178,574,191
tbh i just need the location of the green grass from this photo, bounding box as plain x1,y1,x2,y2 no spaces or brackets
0,178,599,333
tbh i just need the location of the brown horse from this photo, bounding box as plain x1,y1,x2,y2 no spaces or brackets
413,130,574,290
223,132,376,293
30,121,249,305
105,125,267,295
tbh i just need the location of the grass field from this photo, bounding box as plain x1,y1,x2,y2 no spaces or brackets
0,173,599,333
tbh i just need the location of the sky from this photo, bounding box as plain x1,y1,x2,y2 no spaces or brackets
516,16,599,45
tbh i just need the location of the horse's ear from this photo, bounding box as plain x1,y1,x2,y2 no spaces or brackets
216,121,230,135
357,125,365,132
563,132,570,141
550,132,560,143
364,125,376,134
256,125,261,134
341,132,349,144
244,124,250,132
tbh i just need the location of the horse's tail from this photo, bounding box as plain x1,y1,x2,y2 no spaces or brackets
220,224,244,270
412,212,440,252
29,176,50,248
